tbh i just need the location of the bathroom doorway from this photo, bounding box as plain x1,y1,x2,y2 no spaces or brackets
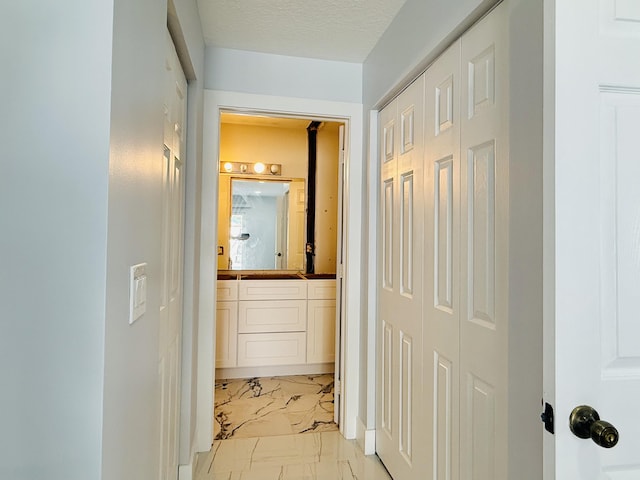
197,89,364,451
213,112,345,440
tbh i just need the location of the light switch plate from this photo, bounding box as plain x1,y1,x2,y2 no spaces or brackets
129,263,147,324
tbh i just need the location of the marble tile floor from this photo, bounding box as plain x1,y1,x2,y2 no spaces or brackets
214,374,338,440
194,431,393,480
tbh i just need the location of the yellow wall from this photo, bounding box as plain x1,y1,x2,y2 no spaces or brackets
315,124,340,273
219,123,308,178
217,121,340,273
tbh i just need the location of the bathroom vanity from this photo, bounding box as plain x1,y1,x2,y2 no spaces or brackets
215,272,337,379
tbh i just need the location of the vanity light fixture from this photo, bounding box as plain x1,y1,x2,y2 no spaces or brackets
219,161,282,176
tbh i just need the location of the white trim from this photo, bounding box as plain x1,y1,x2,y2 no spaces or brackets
356,416,377,456
196,90,364,451
178,460,193,480
366,109,379,430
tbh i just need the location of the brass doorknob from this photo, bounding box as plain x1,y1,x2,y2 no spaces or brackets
569,405,619,448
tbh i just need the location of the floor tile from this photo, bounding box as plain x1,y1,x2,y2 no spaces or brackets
194,432,392,480
214,374,338,439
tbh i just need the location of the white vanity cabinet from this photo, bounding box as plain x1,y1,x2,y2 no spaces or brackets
215,277,336,377
237,280,307,367
215,280,238,368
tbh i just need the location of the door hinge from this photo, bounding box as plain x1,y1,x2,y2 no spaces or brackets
335,379,342,395
541,400,554,434
337,264,344,278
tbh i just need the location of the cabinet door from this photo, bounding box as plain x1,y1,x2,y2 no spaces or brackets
307,299,336,364
215,301,238,368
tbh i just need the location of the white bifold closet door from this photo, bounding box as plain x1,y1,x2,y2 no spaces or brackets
377,3,508,479
159,31,187,480
423,38,462,480
377,76,427,479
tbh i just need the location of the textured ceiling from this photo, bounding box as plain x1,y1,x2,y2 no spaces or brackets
197,0,408,62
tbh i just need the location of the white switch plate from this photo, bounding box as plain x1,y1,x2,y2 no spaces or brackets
129,263,147,324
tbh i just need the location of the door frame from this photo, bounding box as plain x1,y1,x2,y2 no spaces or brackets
195,90,364,451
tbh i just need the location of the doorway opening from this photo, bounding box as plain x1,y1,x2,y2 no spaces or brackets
213,111,345,440
196,89,364,452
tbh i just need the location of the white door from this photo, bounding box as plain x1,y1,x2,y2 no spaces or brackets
423,39,462,480
547,0,640,477
458,6,509,479
335,124,346,425
377,76,426,480
159,32,187,480
377,4,509,479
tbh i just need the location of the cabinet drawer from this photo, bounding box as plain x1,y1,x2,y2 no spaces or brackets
238,280,306,300
217,280,238,301
237,332,306,367
307,280,336,300
238,300,306,333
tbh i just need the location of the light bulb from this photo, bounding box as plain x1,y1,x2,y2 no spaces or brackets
223,162,233,172
253,162,266,174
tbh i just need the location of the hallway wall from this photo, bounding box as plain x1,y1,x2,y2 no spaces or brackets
1,2,113,479
1,1,205,479
104,0,205,478
204,47,363,103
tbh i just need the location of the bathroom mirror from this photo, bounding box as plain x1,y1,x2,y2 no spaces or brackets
226,178,305,270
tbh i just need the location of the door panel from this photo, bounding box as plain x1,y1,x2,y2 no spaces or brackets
377,76,426,480
159,31,187,480
550,0,640,474
215,301,238,368
424,40,462,480
400,172,414,296
460,6,508,480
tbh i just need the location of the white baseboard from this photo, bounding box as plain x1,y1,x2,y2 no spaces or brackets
216,363,333,379
178,451,196,480
355,416,376,456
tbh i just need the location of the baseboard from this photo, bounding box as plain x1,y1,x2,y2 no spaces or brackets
178,451,197,480
216,363,333,379
355,416,376,456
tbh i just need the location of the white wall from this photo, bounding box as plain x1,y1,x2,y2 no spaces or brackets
104,0,205,478
505,1,544,478
1,2,114,479
1,1,205,479
102,0,168,477
205,47,363,103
